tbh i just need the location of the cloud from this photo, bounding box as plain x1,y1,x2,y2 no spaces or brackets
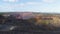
0,0,59,12
20,3,25,7
26,2,42,5
19,2,43,6
39,6,60,13
3,0,19,2
27,2,37,5
42,0,56,3
0,3,24,11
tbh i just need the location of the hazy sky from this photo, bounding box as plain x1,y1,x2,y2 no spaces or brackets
0,0,60,13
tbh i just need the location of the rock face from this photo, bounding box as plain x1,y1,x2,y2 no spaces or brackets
21,12,34,19
10,12,34,19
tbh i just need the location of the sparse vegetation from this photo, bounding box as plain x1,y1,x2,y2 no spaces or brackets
0,12,60,31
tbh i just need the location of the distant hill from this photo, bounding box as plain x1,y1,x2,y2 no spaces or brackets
0,12,60,19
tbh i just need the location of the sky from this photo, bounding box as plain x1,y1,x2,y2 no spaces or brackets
0,0,60,13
